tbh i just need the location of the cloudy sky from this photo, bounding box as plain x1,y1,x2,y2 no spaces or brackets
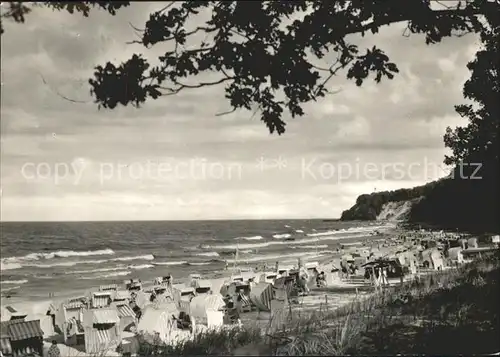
0,3,479,221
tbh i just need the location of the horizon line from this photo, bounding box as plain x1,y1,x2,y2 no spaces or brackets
0,217,342,224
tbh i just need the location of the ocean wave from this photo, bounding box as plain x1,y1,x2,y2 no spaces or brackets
1,279,28,285
26,261,80,268
212,232,369,250
234,236,263,241
186,262,211,266
112,254,154,262
0,262,22,271
1,286,21,292
272,233,291,239
66,264,153,273
306,225,388,237
80,271,131,280
281,251,336,264
155,261,187,266
128,264,154,270
182,246,199,252
66,267,124,275
306,229,344,237
20,259,111,269
219,250,236,257
195,252,220,257
295,230,304,233
225,251,326,264
296,244,329,249
1,254,156,272
1,248,115,264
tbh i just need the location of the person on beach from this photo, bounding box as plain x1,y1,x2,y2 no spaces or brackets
364,268,371,281
316,271,326,287
225,296,240,323
349,263,357,275
48,340,61,357
341,263,348,280
381,268,389,286
300,275,309,294
372,267,380,289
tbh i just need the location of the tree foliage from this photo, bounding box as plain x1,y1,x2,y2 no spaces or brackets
88,0,496,135
0,1,130,35
3,0,495,135
443,5,499,169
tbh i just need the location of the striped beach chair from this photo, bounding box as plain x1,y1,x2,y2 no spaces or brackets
249,282,273,312
237,292,253,312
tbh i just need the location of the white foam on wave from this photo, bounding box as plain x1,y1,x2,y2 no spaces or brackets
295,230,304,233
1,248,115,264
225,251,326,264
22,259,113,269
306,229,344,237
1,279,28,285
69,264,154,274
112,254,155,262
128,264,154,270
195,252,220,257
2,254,156,272
0,262,22,271
297,244,329,249
80,270,131,280
182,246,199,252
189,262,211,266
25,261,80,268
281,251,337,264
272,233,291,239
234,236,263,241
213,232,370,250
155,261,187,266
66,267,124,275
306,225,388,237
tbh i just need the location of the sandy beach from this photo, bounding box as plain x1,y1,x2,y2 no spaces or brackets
3,223,462,356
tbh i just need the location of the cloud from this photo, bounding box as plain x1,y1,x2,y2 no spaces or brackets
0,5,479,221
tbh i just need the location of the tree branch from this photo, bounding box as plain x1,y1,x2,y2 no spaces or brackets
39,73,90,104
160,77,234,95
342,6,487,37
157,2,178,14
215,108,237,116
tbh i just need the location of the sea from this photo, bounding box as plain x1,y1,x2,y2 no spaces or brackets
0,219,392,302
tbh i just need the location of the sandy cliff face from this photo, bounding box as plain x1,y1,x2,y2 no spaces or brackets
340,185,429,222
376,200,416,221
340,170,499,233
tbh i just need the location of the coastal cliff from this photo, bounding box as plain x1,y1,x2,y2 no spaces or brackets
340,182,436,221
341,168,499,233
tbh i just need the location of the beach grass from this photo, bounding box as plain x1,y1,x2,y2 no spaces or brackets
135,251,500,356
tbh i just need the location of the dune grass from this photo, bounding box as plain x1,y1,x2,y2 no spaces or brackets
135,252,500,356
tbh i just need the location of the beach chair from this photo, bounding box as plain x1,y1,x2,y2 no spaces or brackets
269,293,289,333
189,294,225,328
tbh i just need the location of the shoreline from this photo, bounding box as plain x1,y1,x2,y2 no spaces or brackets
1,225,399,309
0,228,406,321
2,225,487,357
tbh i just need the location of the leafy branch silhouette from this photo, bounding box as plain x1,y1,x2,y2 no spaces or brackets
3,1,495,135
